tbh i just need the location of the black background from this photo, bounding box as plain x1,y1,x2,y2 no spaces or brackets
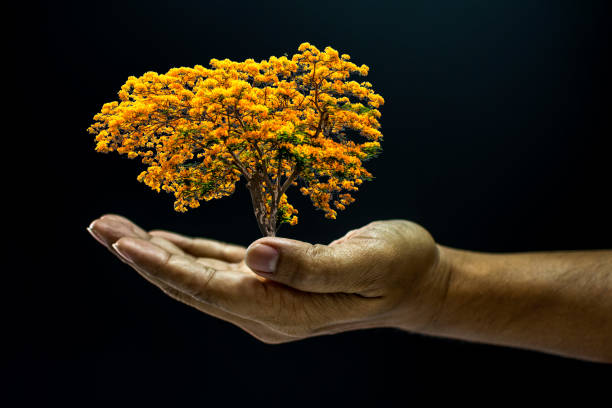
18,0,612,404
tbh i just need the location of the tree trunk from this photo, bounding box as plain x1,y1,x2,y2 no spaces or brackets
247,176,277,237
266,206,278,237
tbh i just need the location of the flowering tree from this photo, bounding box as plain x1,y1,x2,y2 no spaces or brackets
88,43,384,236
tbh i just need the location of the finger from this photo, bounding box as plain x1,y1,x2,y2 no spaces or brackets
88,216,203,294
128,259,295,343
88,216,189,258
112,236,267,318
89,216,244,272
114,236,379,338
88,216,297,343
88,215,150,246
113,246,296,344
99,214,150,238
149,230,246,263
244,235,384,295
87,216,153,261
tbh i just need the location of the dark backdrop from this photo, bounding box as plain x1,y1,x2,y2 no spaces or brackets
20,0,612,404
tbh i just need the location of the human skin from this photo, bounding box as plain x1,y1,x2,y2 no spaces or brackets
87,214,612,363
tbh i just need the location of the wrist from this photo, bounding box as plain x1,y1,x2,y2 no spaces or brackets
387,242,456,334
416,245,493,337
414,243,457,334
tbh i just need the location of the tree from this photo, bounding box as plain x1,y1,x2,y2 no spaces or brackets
88,42,384,236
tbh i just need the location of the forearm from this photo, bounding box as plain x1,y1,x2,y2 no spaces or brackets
422,246,612,363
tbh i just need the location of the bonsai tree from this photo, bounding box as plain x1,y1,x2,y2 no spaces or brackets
88,42,384,236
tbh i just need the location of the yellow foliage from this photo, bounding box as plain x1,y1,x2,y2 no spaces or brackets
88,43,384,234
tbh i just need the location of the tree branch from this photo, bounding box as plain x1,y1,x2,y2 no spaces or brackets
275,152,282,196
222,143,252,181
231,104,275,196
277,164,300,206
249,141,275,194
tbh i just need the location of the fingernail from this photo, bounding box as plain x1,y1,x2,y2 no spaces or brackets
87,225,105,245
112,242,134,263
246,243,279,274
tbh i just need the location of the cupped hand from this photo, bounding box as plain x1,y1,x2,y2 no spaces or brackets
87,214,451,343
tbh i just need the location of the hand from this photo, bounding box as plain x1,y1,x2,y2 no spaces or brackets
87,214,451,343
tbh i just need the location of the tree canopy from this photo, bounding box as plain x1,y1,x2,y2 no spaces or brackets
88,42,384,236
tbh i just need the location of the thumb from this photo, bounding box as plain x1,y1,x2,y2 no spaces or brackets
245,237,371,293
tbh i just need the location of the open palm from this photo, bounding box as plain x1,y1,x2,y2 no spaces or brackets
87,214,416,343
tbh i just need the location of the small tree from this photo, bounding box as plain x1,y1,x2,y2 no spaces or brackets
88,43,384,236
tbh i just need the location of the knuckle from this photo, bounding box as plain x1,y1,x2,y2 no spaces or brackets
367,220,386,228
306,243,328,258
280,244,317,286
219,242,231,260
304,243,328,269
149,250,172,276
286,243,328,286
